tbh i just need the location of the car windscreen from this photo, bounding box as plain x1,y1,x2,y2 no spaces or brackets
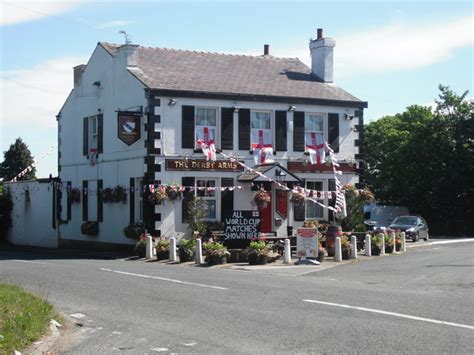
393,216,417,225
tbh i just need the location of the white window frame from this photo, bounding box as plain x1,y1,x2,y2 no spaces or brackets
305,112,326,147
305,180,324,219
195,107,218,149
195,178,219,221
89,115,98,153
251,110,272,146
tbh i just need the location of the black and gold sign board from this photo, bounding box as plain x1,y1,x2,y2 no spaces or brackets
118,112,141,146
165,159,244,172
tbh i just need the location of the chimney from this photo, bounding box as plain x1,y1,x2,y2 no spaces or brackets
119,43,139,67
264,44,270,56
309,28,336,83
73,64,86,87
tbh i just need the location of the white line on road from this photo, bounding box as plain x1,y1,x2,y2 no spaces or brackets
99,268,228,290
303,299,474,331
431,239,474,245
12,259,52,265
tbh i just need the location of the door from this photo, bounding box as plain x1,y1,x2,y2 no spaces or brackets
259,200,272,233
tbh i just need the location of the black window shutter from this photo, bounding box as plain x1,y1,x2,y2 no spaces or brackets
328,113,340,153
293,178,305,221
293,111,305,152
98,114,103,154
221,178,234,221
82,180,88,221
182,106,195,149
221,108,234,150
238,109,250,150
275,111,287,152
97,179,103,222
328,179,336,221
129,178,135,225
67,181,72,221
83,117,88,156
182,177,195,223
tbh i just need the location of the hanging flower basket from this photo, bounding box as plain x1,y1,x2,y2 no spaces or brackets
148,186,168,204
290,193,305,204
81,221,99,236
123,222,145,240
254,189,270,209
68,188,81,204
102,186,127,203
166,184,181,201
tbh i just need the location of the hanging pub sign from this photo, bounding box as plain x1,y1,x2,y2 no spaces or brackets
223,210,261,249
296,228,318,258
117,112,141,145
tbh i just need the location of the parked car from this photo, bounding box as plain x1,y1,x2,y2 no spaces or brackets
389,216,429,242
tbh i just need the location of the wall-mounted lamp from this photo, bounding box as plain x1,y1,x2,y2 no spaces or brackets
275,168,287,183
232,105,241,113
288,105,296,112
345,113,354,120
168,98,178,106
92,81,101,87
352,127,358,133
98,108,102,113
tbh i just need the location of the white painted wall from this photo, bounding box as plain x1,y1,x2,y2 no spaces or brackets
5,181,58,248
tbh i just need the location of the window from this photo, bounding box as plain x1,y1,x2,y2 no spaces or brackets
90,116,98,152
305,113,324,147
196,179,217,220
195,107,217,149
251,111,272,147
306,181,324,219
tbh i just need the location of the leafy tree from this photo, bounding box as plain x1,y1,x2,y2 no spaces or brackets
364,85,474,235
0,138,36,181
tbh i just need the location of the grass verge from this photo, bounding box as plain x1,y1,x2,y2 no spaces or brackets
0,283,59,354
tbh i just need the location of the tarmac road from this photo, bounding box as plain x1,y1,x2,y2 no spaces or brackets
0,239,473,354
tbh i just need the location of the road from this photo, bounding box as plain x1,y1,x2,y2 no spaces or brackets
1,239,473,354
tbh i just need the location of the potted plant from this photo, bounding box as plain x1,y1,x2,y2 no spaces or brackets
371,234,383,256
155,238,170,260
247,240,270,265
123,222,145,240
395,233,403,252
149,186,167,204
384,234,394,253
80,221,98,236
290,193,305,204
254,188,271,209
178,238,196,262
316,243,326,263
102,185,127,203
166,184,181,201
203,241,230,265
68,187,81,203
340,236,352,260
134,236,147,258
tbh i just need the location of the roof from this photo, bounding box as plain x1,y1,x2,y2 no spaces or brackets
99,42,366,107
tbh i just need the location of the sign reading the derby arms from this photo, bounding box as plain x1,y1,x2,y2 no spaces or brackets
165,159,243,172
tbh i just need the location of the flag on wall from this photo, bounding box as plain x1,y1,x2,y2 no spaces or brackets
251,129,274,165
196,126,216,161
305,132,325,165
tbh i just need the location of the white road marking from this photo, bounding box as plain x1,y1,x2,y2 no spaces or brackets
12,259,52,265
431,239,474,245
303,299,474,330
69,313,86,319
99,268,228,290
183,341,197,347
150,347,169,352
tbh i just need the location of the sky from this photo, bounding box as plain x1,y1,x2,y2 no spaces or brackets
0,0,473,179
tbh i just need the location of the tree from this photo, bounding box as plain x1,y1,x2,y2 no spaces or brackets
0,138,36,181
364,85,474,235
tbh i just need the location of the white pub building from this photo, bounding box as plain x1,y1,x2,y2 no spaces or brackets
56,28,367,250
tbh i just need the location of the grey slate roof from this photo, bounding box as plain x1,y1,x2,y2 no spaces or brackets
99,42,365,105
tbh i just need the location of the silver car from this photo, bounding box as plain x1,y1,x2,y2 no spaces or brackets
389,216,429,242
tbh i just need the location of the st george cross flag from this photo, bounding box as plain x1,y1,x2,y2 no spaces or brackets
305,131,326,165
196,126,217,161
251,129,274,165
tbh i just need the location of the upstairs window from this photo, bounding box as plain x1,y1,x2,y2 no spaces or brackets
83,114,103,158
305,113,324,138
251,111,271,145
90,116,98,153
195,107,217,149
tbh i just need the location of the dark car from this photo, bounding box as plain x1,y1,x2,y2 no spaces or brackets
389,216,429,242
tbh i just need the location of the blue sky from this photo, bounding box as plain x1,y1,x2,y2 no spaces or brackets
1,0,473,178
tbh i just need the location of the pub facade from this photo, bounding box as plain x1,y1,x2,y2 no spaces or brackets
57,29,367,249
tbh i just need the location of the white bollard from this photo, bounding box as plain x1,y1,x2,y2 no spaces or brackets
334,237,342,262
365,234,371,256
146,235,153,259
283,239,291,264
401,232,406,252
195,238,204,265
170,237,177,262
391,232,396,253
350,235,358,259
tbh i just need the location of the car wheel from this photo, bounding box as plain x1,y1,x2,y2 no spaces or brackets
424,233,429,241
412,232,419,242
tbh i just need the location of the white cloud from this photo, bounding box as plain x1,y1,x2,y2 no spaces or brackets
0,56,87,128
0,0,81,26
273,15,474,78
95,19,135,29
